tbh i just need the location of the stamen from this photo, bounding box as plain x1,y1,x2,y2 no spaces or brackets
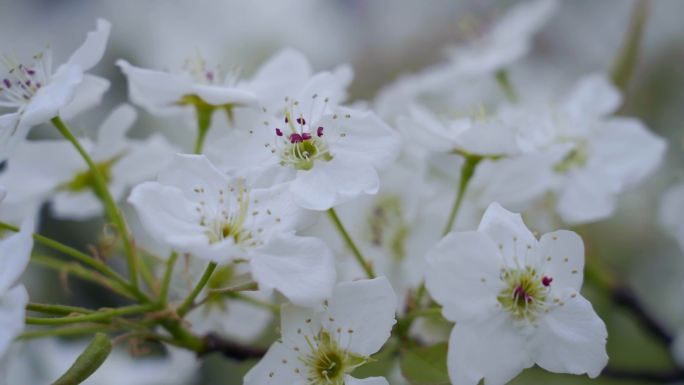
317,127,324,137
542,276,553,286
275,128,283,137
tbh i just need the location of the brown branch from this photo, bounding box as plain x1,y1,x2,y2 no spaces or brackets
602,367,684,383
200,333,267,361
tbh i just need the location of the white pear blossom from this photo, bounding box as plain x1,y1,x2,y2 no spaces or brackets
660,183,684,252
209,88,401,210
425,202,608,385
244,277,396,385
508,74,667,225
116,48,319,117
0,19,111,160
0,200,33,359
128,154,336,306
0,104,176,220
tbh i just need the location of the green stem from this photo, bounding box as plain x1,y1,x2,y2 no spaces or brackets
26,304,157,326
31,254,135,300
51,333,112,385
193,106,214,154
17,325,113,340
177,262,217,317
327,208,375,279
27,303,95,316
611,0,649,94
161,320,205,352
442,155,482,236
159,252,178,306
51,117,141,294
137,255,158,296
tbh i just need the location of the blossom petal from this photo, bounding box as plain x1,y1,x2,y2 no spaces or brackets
344,375,389,385
562,73,621,121
324,277,396,356
328,109,401,169
477,202,537,266
0,112,24,161
243,337,302,385
22,65,83,127
0,217,33,293
247,48,312,110
536,230,584,291
66,19,111,71
290,158,379,211
117,60,192,112
60,75,110,121
425,231,503,323
530,290,608,378
447,314,533,385
0,285,29,359
556,168,620,225
191,84,257,107
250,235,336,307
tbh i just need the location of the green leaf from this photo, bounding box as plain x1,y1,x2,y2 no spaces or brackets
400,342,451,385
51,333,112,385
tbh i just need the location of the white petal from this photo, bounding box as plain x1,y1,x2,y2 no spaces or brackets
536,230,584,291
478,202,537,266
290,158,379,211
22,65,83,127
425,231,503,323
93,104,137,158
328,109,401,169
344,375,389,385
117,60,192,112
191,84,257,107
60,75,110,121
50,190,104,220
0,112,24,161
0,218,33,293
590,117,666,188
0,285,28,359
112,134,177,186
556,169,620,225
250,182,314,236
323,277,396,357
243,338,303,385
280,303,323,348
247,48,312,110
295,71,349,124
531,290,608,378
447,314,532,385
66,19,111,71
250,235,336,307
562,73,621,121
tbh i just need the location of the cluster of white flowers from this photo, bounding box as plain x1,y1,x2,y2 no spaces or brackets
0,1,676,384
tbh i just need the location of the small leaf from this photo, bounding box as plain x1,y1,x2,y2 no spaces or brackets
400,342,451,385
51,333,112,385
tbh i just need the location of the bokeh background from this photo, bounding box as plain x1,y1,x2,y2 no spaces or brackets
1,0,683,384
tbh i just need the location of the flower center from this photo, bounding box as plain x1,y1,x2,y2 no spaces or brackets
274,110,333,171
497,266,551,322
196,182,254,247
58,154,123,192
0,50,52,106
553,141,588,174
299,330,364,385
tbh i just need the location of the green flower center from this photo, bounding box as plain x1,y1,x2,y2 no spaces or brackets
553,141,588,174
59,154,122,192
301,330,367,385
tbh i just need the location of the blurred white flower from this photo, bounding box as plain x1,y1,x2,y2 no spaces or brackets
0,104,176,220
128,154,336,306
244,277,396,385
0,19,110,160
508,74,667,224
660,182,684,253
425,202,608,385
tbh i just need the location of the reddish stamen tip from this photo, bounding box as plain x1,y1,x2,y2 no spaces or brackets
3,79,11,88
284,116,289,124
290,133,303,143
26,69,36,76
301,133,312,140
317,126,324,137
296,117,306,125
275,128,283,137
542,276,553,287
